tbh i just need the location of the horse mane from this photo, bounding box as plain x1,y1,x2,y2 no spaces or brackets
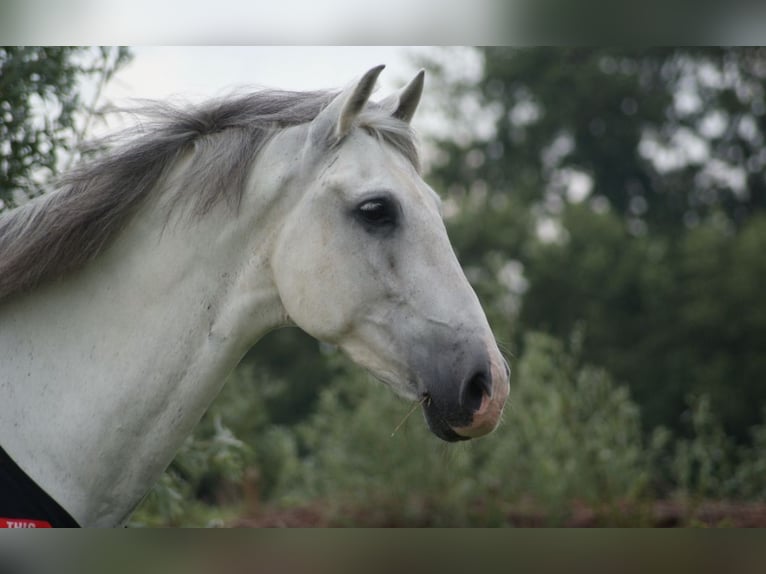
0,88,419,304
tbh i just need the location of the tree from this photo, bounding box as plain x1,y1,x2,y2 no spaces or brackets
0,46,131,211
421,48,766,440
424,48,766,234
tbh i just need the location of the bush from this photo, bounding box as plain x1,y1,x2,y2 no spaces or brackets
129,366,264,526
648,398,766,503
475,333,650,521
286,367,479,525
264,332,650,525
132,332,766,526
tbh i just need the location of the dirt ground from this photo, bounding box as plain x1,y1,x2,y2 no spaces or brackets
229,499,766,528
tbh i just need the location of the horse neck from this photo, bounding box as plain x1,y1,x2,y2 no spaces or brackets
0,161,290,526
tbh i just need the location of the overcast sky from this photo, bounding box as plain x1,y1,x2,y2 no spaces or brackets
91,46,450,139
102,46,425,103
89,46,487,153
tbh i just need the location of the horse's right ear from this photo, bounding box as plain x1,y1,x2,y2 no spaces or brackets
391,69,425,123
310,65,385,144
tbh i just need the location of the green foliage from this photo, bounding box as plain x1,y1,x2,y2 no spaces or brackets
0,46,131,210
422,47,766,440
129,367,261,527
668,395,736,499
647,396,766,505
286,366,479,525
424,48,766,232
731,409,766,500
241,329,341,426
141,333,649,526
478,333,649,514
136,331,766,526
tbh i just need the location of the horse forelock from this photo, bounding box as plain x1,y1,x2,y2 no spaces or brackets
0,88,420,304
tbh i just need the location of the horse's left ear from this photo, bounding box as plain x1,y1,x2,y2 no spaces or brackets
337,65,385,138
391,69,425,124
311,65,385,144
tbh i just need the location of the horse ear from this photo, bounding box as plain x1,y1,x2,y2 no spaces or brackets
311,65,385,143
391,69,425,124
337,65,385,138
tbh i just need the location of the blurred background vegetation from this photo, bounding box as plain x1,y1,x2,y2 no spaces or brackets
2,47,766,526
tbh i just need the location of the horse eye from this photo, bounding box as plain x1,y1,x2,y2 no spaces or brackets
356,197,398,228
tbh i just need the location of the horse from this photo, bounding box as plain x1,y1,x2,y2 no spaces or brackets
0,66,510,527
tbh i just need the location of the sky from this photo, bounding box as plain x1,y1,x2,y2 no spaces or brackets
102,47,424,103
91,47,454,141
87,46,488,160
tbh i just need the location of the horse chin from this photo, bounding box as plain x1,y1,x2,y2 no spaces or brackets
422,408,473,442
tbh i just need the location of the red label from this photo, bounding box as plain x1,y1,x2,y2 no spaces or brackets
0,517,52,528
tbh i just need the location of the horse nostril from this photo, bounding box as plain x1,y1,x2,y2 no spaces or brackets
460,370,491,413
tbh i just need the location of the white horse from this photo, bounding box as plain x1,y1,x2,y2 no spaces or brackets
0,66,509,527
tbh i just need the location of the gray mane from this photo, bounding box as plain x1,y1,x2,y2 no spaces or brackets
0,88,419,303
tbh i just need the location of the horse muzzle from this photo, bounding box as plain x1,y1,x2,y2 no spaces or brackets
420,348,510,442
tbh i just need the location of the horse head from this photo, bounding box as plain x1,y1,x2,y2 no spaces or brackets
271,66,510,441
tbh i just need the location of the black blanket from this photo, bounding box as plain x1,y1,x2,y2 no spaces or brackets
0,446,79,528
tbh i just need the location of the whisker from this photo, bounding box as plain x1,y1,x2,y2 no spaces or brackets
391,393,429,437
495,337,516,360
